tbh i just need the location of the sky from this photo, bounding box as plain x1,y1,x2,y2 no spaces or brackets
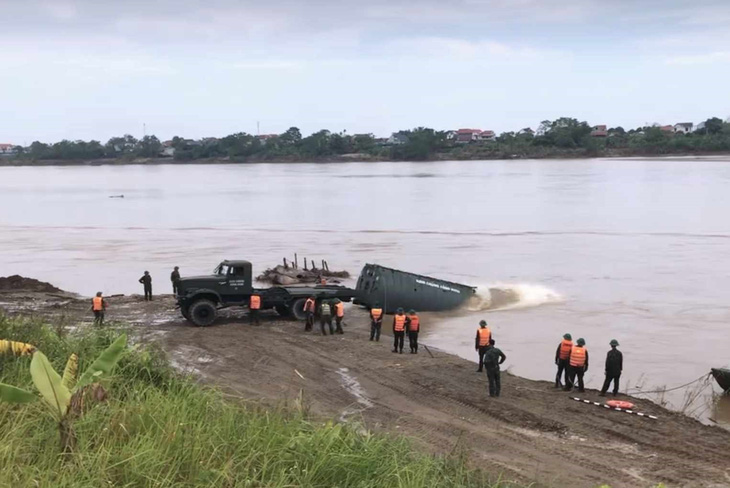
1,0,730,144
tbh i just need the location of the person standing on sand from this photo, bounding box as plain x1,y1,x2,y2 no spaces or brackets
249,292,261,326
392,308,407,353
303,296,316,332
333,298,345,334
483,339,506,397
475,320,492,372
91,291,106,325
600,339,623,397
319,300,333,335
555,333,573,389
170,266,181,295
369,303,383,341
565,338,588,393
406,309,420,354
139,271,152,301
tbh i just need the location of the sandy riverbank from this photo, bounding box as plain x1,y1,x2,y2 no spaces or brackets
1,288,729,487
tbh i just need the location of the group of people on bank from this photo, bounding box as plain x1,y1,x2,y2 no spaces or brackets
302,296,346,335
368,305,421,354
555,333,623,396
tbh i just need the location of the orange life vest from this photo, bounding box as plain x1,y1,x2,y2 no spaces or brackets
371,308,383,320
334,302,344,317
559,339,573,360
92,296,103,311
304,298,315,313
477,327,491,346
408,314,420,331
570,346,587,367
394,314,406,332
250,295,261,310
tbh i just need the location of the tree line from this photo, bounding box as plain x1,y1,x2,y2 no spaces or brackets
8,117,730,162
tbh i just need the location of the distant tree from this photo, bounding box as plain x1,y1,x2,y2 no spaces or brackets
28,141,50,159
279,127,302,147
300,130,331,157
353,133,376,153
135,135,162,158
697,117,724,135
391,127,446,160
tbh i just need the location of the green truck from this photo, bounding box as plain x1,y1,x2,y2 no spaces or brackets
176,260,357,326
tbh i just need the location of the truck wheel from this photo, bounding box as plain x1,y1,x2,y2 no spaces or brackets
291,298,309,321
189,299,217,326
275,305,292,317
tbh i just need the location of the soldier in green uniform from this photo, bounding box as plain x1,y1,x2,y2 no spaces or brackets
483,339,507,397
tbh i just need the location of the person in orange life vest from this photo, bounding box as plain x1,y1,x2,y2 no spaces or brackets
555,333,573,389
333,298,345,334
406,309,420,354
319,300,334,335
565,337,589,393
303,296,316,332
392,308,407,353
249,293,261,326
475,320,493,372
91,291,106,326
369,303,383,341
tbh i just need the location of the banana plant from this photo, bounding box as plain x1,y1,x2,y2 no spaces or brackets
0,334,127,452
0,339,36,356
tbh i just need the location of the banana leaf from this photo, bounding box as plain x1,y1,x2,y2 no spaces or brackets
76,334,127,390
0,383,37,404
30,352,71,419
62,353,79,390
0,340,36,356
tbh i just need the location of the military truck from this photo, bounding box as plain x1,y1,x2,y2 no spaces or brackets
176,260,357,326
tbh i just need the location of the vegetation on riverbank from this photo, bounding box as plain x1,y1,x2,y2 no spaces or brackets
0,314,509,487
4,116,730,165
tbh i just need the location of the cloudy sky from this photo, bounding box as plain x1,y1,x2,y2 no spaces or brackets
2,0,729,143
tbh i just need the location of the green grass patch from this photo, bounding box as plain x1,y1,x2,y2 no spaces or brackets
0,315,520,487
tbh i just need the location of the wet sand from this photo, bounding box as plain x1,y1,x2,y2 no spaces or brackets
3,289,730,488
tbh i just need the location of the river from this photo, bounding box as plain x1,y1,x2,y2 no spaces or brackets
1,158,729,424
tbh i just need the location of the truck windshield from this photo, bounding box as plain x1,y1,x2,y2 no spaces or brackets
215,265,230,276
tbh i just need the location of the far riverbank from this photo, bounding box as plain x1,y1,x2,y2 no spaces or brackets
3,150,730,167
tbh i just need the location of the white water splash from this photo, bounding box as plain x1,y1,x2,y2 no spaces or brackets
467,283,563,311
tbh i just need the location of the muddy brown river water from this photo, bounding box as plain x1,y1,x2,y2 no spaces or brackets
1,158,729,423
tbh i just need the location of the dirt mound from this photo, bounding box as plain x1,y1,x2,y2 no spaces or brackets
0,275,63,293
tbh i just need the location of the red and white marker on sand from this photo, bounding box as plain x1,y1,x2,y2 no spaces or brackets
572,397,658,420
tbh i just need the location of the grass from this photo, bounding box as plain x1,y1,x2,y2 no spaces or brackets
0,314,517,488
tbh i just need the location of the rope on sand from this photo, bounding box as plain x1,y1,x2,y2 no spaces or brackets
572,397,658,420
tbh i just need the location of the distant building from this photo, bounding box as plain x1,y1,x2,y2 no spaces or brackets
590,125,608,137
673,123,693,134
374,137,389,146
479,130,496,141
160,140,175,157
0,143,16,155
455,129,482,143
659,125,674,133
445,130,457,141
256,134,278,145
387,133,409,145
